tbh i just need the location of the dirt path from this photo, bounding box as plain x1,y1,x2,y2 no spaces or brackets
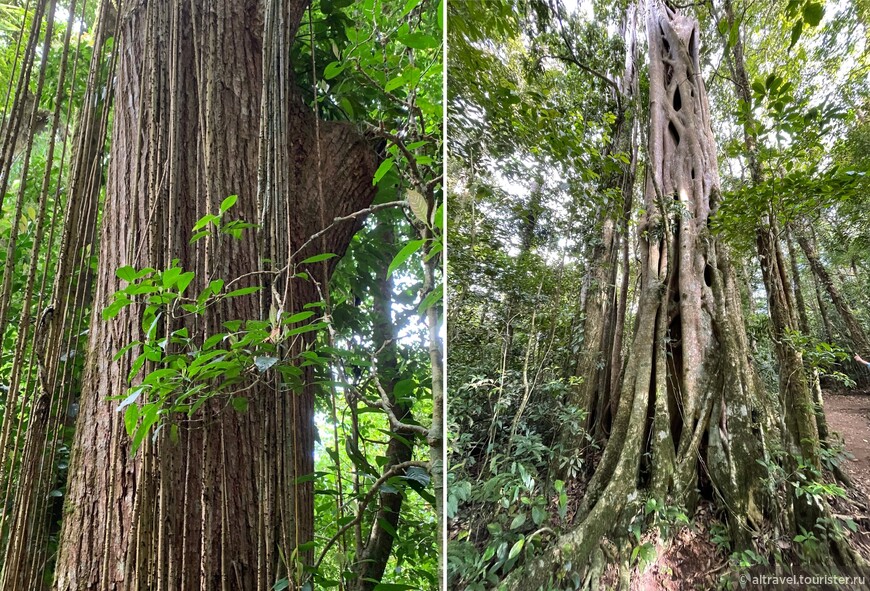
825,391,870,495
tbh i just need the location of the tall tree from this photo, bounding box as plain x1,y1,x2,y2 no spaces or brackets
52,1,377,589
500,1,861,585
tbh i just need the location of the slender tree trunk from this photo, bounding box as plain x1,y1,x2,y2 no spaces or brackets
786,228,810,335
786,228,832,441
797,232,870,355
53,1,376,589
812,266,837,343
351,224,416,590
722,0,820,480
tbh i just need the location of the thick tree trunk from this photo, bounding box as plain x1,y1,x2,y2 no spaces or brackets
505,4,772,586
53,1,376,590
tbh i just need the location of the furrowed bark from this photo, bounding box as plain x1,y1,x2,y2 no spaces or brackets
53,1,377,589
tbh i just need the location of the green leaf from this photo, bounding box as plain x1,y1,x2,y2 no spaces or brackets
189,230,210,244
433,202,444,231
377,517,398,539
192,214,219,232
384,75,405,93
373,158,394,185
202,333,225,350
728,22,739,48
113,340,141,361
116,265,137,282
802,2,824,26
102,295,132,320
372,585,418,591
231,397,249,412
176,271,195,294
789,19,803,49
397,32,439,50
510,513,526,530
283,311,315,324
272,580,289,591
323,61,345,80
418,284,442,314
507,537,524,561
402,0,422,16
224,286,262,298
388,239,425,277
219,194,238,213
124,405,139,436
300,252,337,264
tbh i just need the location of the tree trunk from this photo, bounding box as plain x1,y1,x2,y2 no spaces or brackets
786,228,810,335
797,232,870,355
505,4,773,585
53,1,376,589
350,224,415,591
563,3,638,455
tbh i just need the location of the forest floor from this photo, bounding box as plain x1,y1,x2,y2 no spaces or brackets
825,390,870,496
617,389,870,590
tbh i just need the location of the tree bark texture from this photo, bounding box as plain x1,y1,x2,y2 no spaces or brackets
53,1,377,589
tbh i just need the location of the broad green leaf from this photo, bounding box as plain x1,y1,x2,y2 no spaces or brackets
219,194,238,213
224,286,262,298
231,397,249,412
283,311,315,324
300,252,337,264
510,513,526,530
507,537,524,561
802,2,824,26
388,239,425,277
384,75,405,93
789,19,803,49
124,405,139,436
323,61,344,80
176,271,195,294
418,283,442,314
116,266,137,282
192,214,219,232
397,32,439,50
189,230,209,244
373,158,395,185
377,517,398,539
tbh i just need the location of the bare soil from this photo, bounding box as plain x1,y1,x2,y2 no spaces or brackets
825,391,870,496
